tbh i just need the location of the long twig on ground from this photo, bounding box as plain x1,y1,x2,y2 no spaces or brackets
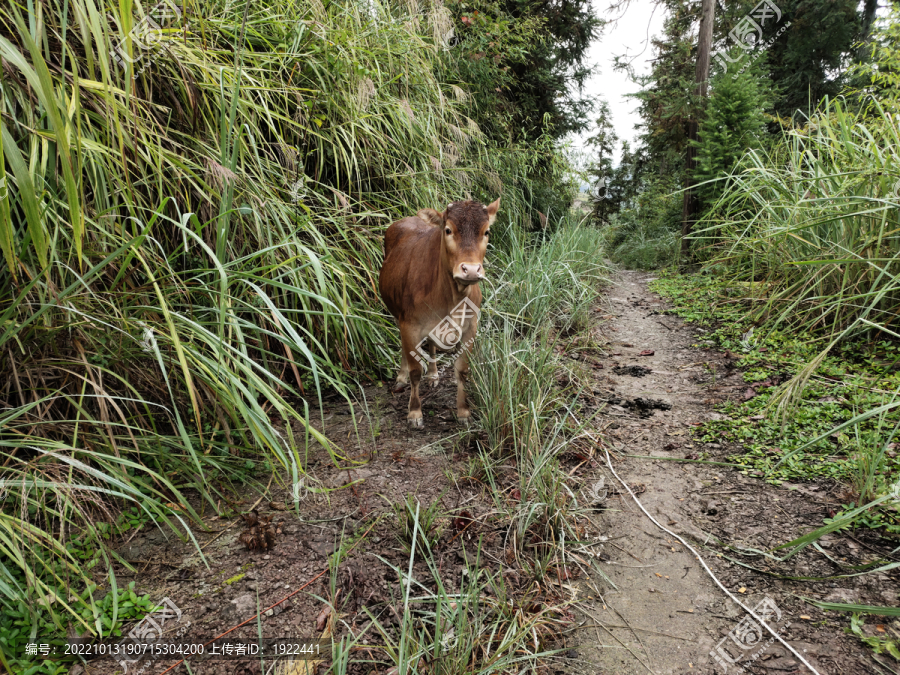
602,446,823,675
582,619,696,642
577,603,654,673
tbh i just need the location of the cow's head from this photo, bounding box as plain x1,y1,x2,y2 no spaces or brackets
418,198,500,289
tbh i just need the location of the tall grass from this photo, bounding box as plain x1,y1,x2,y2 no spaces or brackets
269,223,609,675
361,524,562,674
0,0,573,639
469,221,608,580
688,96,900,562
472,223,608,451
694,97,900,336
600,176,682,270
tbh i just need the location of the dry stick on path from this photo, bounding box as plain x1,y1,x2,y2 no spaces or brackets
602,447,823,675
577,603,654,673
584,622,696,643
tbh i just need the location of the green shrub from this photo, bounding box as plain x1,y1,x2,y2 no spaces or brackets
693,51,771,210
603,177,682,270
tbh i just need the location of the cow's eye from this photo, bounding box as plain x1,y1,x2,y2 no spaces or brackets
484,230,490,238
445,228,452,235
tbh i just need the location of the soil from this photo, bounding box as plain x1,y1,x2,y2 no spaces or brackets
83,271,897,675
568,271,898,675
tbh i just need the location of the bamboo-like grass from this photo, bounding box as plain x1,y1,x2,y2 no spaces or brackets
469,221,608,588
0,0,567,637
691,97,900,561
694,97,900,338
691,97,900,422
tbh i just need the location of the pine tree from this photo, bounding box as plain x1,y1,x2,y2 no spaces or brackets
692,52,770,209
765,0,861,117
500,0,604,140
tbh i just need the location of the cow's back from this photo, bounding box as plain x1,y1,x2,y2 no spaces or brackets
380,217,442,322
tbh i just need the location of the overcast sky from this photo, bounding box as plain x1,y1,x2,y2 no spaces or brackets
568,0,668,165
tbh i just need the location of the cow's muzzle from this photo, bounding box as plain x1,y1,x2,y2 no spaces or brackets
454,263,484,284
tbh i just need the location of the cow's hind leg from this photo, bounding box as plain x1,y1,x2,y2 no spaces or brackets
454,349,471,424
400,328,425,428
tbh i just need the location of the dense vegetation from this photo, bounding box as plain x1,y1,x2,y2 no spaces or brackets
0,0,601,668
356,224,608,673
4,0,900,666
591,0,900,267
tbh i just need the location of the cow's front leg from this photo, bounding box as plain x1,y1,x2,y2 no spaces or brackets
454,348,471,424
424,343,440,387
393,349,410,393
400,327,425,428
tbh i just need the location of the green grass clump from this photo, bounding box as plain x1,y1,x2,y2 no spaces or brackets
652,273,900,534
692,97,900,337
359,542,564,675
459,220,608,591
472,221,608,452
600,177,682,270
1,580,155,675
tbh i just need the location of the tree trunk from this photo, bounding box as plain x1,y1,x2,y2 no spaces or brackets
856,0,879,62
681,0,715,259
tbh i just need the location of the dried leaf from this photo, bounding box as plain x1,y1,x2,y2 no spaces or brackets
315,605,332,632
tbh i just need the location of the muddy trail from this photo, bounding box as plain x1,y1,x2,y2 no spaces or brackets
95,271,894,675
571,270,894,675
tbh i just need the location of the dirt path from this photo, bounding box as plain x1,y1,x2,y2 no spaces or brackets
569,270,883,675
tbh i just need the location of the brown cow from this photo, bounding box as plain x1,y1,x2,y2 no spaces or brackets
379,198,500,427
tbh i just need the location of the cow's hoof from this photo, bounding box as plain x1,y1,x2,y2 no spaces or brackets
392,381,408,393
426,375,440,388
456,413,471,425
408,415,425,429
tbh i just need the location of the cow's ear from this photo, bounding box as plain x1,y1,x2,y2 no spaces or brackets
486,197,500,225
417,209,444,227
